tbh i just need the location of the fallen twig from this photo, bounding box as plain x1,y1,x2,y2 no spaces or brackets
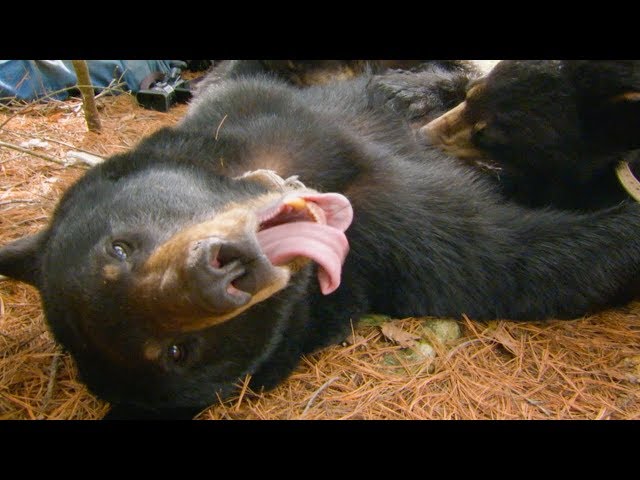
0,200,40,207
0,140,83,168
65,151,104,166
1,129,105,158
301,376,340,416
0,86,82,129
37,352,61,419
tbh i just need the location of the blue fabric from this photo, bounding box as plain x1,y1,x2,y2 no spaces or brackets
0,60,179,102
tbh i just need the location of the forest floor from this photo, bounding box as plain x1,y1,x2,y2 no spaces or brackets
0,87,638,420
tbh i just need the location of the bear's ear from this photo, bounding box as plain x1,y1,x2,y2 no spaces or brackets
0,231,47,287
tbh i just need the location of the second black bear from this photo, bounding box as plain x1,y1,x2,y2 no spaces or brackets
422,60,640,210
2,70,640,419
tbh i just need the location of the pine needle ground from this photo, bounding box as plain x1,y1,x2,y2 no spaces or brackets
1,93,638,420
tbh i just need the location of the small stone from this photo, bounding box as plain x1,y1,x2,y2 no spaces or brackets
413,341,436,359
422,319,462,344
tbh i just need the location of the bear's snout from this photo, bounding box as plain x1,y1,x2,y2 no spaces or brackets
186,236,278,315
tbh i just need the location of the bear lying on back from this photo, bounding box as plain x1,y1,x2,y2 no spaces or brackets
2,70,640,419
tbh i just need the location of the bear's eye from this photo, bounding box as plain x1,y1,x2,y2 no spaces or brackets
111,241,131,261
167,344,186,363
474,121,487,132
472,122,494,148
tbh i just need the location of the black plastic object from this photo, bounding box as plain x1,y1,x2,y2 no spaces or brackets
136,67,192,112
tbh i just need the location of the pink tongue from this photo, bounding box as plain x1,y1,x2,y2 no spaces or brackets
256,193,353,295
258,223,348,294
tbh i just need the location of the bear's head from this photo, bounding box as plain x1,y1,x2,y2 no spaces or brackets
421,60,640,178
0,136,352,418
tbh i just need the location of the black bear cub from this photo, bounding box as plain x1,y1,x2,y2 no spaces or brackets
3,68,640,419
422,60,640,210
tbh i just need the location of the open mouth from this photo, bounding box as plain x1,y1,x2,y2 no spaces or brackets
134,190,354,331
256,191,353,295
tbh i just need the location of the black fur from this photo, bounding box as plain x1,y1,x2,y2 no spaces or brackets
368,65,478,125
425,60,640,210
3,71,640,419
206,60,474,83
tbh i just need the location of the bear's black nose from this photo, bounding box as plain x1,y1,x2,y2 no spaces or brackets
186,237,274,315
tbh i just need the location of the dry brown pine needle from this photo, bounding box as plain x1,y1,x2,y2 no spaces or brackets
1,94,639,420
